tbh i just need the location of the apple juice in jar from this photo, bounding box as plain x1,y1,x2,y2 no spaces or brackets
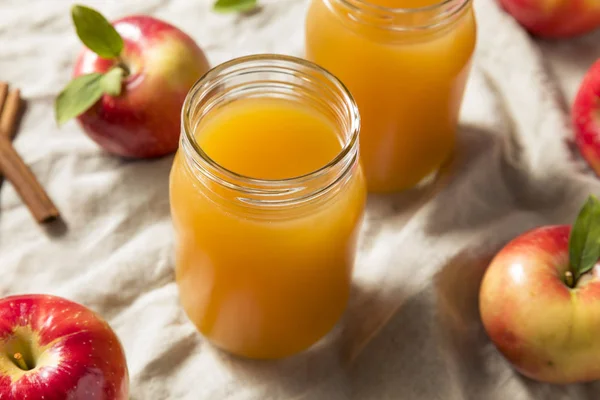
306,0,477,193
169,55,367,359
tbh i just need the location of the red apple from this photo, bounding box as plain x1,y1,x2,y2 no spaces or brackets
479,222,600,384
499,0,600,38
573,59,600,176
0,294,128,399
72,14,210,158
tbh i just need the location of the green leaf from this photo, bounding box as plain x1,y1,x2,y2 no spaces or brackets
569,195,600,281
55,73,104,126
71,5,123,59
213,0,258,13
100,67,125,96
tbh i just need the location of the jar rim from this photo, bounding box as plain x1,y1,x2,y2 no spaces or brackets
329,0,472,32
181,54,361,189
346,0,462,13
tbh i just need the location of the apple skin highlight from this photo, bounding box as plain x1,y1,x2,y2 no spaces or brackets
74,16,211,159
480,225,600,384
0,294,128,400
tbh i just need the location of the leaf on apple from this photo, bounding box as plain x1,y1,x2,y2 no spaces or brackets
71,5,123,59
55,4,128,127
213,0,258,13
569,195,600,282
100,67,125,97
55,73,104,126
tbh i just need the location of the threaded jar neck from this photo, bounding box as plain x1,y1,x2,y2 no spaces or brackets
326,0,472,33
181,54,361,210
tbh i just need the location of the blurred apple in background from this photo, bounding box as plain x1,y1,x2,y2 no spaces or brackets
55,5,211,159
0,294,128,399
499,0,600,38
480,196,600,384
573,59,600,177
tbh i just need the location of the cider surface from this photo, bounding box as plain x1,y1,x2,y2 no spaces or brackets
197,98,343,180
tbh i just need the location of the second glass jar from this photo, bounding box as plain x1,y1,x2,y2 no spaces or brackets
306,0,477,193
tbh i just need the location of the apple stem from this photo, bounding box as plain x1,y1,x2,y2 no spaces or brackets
116,57,130,77
12,352,30,371
565,270,575,288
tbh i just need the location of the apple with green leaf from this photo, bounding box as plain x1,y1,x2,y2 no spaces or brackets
55,5,210,158
480,195,600,383
0,294,128,399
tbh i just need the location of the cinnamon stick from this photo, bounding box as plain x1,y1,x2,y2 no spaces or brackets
0,82,8,116
0,84,15,182
0,137,59,223
0,89,21,140
0,89,60,224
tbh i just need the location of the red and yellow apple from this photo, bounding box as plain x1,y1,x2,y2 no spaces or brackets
573,59,600,176
479,224,600,384
499,0,600,38
0,294,128,399
73,15,210,158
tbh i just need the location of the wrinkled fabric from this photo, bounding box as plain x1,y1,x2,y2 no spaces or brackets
1,0,600,399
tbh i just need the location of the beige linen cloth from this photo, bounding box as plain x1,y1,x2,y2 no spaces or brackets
2,0,600,398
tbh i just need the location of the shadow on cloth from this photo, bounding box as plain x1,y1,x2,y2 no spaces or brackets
209,318,351,400
201,282,406,399
423,124,518,236
424,122,593,237
346,246,600,400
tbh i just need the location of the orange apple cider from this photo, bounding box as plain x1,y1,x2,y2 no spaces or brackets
170,56,366,359
306,0,477,192
198,99,342,180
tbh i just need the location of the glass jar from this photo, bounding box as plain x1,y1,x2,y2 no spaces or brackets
306,0,477,193
169,55,367,359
